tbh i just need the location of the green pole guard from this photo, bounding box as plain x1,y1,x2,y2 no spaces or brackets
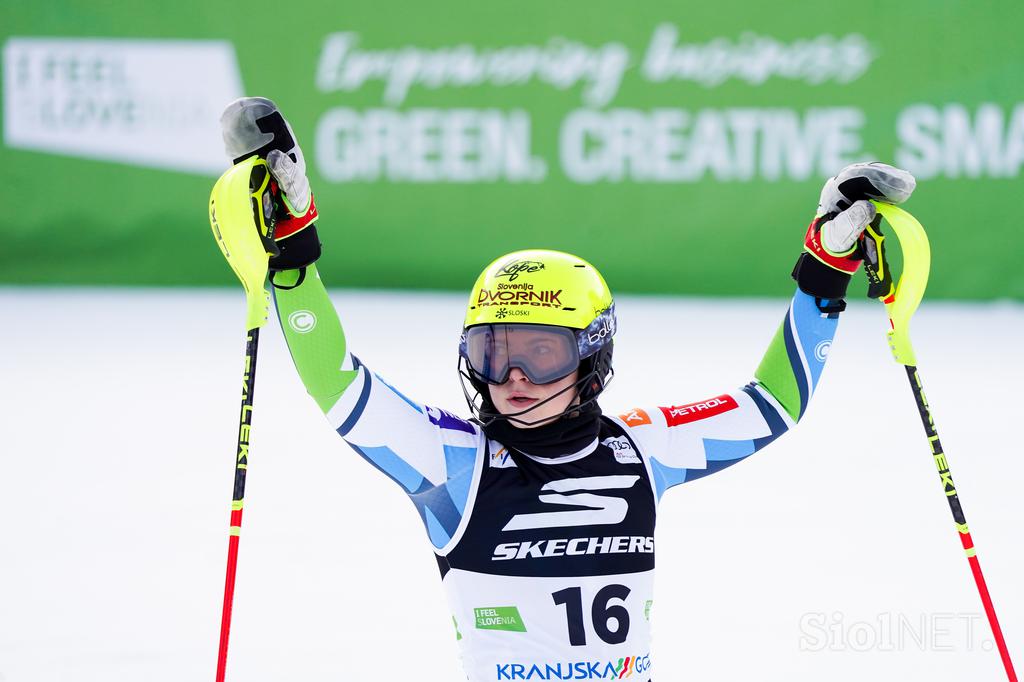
872,202,931,366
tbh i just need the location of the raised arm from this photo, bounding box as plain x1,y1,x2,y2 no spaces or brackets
220,98,483,548
617,164,916,501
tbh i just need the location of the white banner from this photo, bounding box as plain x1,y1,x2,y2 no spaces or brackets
3,38,244,175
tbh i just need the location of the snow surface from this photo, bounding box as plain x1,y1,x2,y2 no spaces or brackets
0,288,1020,681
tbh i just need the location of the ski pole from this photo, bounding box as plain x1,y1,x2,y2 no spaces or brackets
208,157,278,681
869,202,1017,681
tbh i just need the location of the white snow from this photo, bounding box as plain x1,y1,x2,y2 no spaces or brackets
0,288,1020,681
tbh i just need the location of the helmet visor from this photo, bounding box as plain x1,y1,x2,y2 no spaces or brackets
464,324,580,385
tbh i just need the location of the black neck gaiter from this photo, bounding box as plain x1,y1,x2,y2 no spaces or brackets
481,401,603,460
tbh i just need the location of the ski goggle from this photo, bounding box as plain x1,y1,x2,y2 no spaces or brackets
461,324,581,385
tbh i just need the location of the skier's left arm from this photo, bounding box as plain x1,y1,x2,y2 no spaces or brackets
617,164,915,500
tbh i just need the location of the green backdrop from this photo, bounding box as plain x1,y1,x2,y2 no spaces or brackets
3,1,1022,299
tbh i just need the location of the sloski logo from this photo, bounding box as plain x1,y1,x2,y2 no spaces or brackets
502,475,640,531
601,436,641,464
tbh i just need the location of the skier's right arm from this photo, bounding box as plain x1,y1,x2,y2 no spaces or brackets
218,98,352,410
219,99,482,546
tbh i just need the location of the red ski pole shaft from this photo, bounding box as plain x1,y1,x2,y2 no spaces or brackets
904,364,1017,681
216,328,260,682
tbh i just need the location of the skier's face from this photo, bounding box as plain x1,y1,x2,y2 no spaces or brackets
489,367,579,428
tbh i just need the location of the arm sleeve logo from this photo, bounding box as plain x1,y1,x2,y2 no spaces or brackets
659,394,738,427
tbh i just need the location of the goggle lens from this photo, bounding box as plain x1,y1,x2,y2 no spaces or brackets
465,324,580,385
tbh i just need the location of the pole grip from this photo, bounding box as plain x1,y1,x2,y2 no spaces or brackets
870,202,930,366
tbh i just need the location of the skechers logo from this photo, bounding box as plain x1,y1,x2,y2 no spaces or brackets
492,535,654,561
502,475,640,531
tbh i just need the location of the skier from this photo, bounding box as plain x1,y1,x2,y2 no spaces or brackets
219,97,916,681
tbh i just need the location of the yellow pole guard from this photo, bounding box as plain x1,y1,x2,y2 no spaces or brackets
871,202,931,366
209,157,274,330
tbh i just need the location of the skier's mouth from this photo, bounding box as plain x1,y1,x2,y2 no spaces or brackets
509,396,538,407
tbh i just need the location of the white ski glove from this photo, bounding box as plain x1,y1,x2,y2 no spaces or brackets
220,96,311,214
816,162,916,253
818,200,878,255
219,97,320,271
793,162,916,302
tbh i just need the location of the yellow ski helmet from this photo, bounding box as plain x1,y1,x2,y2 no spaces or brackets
464,249,613,328
458,249,616,425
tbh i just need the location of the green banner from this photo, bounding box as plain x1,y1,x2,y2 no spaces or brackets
3,3,1022,299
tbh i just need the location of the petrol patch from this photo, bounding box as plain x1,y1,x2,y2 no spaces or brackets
659,394,738,427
